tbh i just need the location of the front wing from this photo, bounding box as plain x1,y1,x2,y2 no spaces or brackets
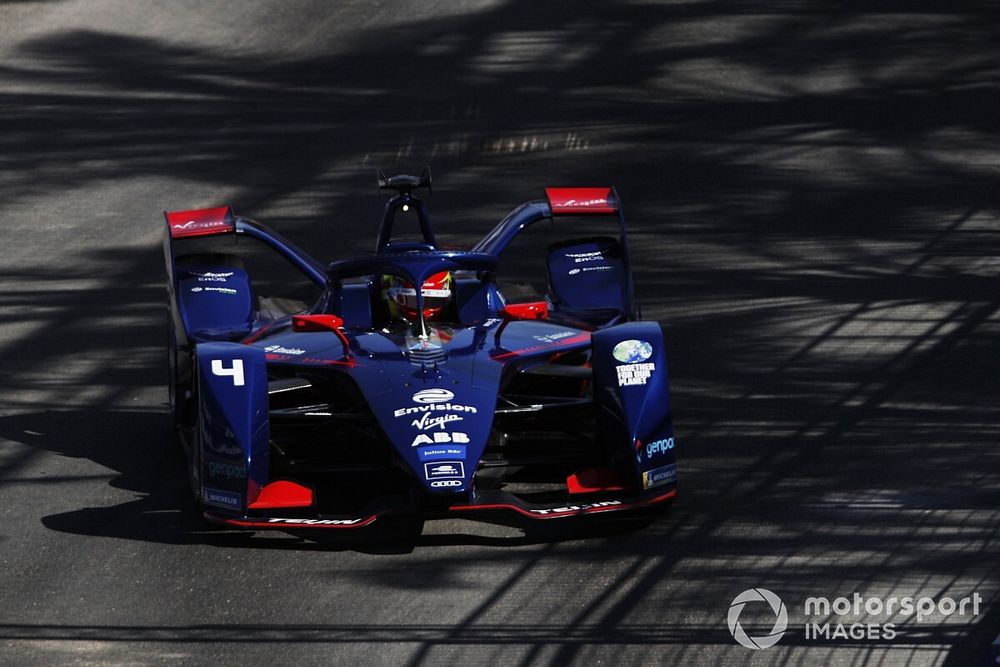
194,322,676,531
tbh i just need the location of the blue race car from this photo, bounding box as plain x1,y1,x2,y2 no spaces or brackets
164,170,676,532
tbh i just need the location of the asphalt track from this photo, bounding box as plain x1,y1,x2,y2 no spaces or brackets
1,1,999,665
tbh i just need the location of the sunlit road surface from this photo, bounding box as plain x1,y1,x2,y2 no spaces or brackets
0,2,998,665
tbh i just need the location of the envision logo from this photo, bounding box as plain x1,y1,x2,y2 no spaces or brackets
728,588,788,649
412,388,455,404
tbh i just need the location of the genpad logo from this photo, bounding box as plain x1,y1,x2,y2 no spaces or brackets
728,588,787,649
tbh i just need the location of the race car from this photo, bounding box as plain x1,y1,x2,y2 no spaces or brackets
164,169,676,533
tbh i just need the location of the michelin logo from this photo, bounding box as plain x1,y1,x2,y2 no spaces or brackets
642,464,677,490
203,487,241,510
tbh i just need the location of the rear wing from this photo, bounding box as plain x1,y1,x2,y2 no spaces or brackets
165,206,235,239
163,206,237,305
475,186,624,255
545,187,618,215
473,185,637,320
162,205,326,290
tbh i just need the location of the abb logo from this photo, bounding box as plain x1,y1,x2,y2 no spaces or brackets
411,432,470,447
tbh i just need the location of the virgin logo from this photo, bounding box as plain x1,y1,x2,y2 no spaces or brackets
173,220,226,229
562,198,607,207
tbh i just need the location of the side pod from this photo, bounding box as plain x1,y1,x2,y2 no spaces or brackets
195,343,269,513
591,322,677,492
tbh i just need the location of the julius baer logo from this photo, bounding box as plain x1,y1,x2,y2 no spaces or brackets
728,588,983,649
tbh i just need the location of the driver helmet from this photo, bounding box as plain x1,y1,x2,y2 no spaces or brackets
383,271,453,321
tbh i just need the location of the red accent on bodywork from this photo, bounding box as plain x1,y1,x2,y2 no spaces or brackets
503,301,549,320
303,357,359,367
491,332,591,360
247,480,315,509
264,353,358,367
242,322,276,345
450,489,676,519
567,468,626,494
545,188,617,215
292,315,351,354
292,314,345,332
166,206,235,238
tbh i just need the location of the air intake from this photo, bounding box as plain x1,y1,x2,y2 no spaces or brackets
408,341,446,365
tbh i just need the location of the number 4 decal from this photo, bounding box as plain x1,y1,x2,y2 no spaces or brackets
211,359,245,387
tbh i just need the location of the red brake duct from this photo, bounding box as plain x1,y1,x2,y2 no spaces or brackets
247,480,315,509
567,467,626,494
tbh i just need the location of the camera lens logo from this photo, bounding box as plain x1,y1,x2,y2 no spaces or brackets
728,588,787,649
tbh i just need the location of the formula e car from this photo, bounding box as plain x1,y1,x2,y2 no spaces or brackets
164,170,676,533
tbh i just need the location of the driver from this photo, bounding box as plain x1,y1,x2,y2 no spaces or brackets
382,271,453,323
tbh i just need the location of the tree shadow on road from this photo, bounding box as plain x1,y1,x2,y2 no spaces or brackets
1,0,1000,663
